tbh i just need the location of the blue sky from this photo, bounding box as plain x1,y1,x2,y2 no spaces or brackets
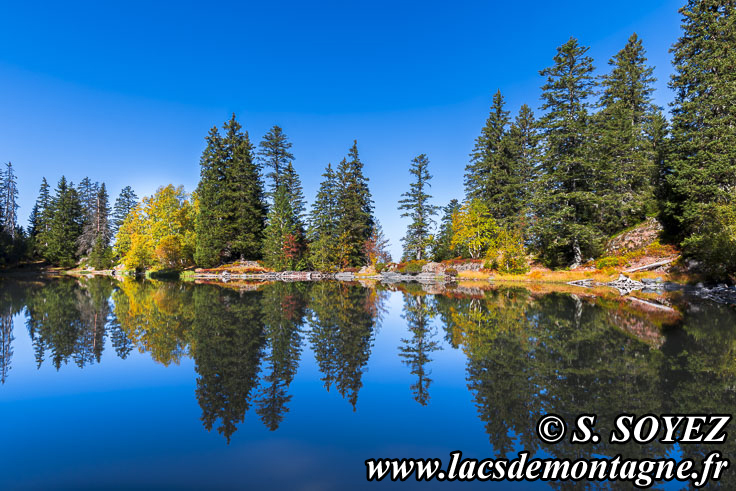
1,0,683,259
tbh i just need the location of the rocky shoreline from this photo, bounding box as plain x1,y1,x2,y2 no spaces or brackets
191,269,452,284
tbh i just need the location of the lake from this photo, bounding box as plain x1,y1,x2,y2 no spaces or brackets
0,276,734,490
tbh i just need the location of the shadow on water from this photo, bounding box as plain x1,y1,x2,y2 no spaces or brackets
1,275,736,480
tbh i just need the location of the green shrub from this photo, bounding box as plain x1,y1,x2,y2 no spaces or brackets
682,204,736,281
375,262,386,273
595,256,625,269
400,260,426,274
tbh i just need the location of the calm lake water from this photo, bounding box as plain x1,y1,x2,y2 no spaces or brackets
0,276,734,490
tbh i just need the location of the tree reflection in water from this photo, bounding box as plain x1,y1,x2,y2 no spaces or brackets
399,290,441,406
3,276,736,473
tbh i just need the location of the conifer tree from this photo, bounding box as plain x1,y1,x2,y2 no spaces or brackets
44,176,84,267
78,183,112,265
464,90,513,214
398,154,438,261
282,161,307,232
1,162,18,238
258,125,294,195
29,178,52,256
662,1,736,278
534,37,600,267
223,116,267,260
77,177,98,218
307,164,339,271
334,141,374,268
112,186,139,235
262,185,301,271
258,127,305,255
431,199,461,261
505,104,541,237
194,125,225,267
195,114,267,267
595,33,658,234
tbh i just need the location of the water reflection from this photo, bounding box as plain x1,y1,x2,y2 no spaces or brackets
399,291,441,406
2,276,736,479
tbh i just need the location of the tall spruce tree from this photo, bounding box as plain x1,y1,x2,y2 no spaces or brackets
29,178,52,256
307,163,339,271
1,162,19,238
44,176,84,267
534,37,600,267
334,141,374,268
595,33,658,234
112,186,139,235
262,185,301,271
465,90,515,220
77,178,98,214
195,114,267,267
398,154,438,261
663,1,736,278
505,104,541,237
431,199,461,261
258,126,306,268
282,161,307,232
223,116,267,260
78,183,112,263
258,125,294,195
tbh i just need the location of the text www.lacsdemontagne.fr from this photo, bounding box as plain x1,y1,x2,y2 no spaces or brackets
365,451,728,488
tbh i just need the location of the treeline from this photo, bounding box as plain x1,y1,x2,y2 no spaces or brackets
27,175,138,269
5,1,736,280
396,1,736,280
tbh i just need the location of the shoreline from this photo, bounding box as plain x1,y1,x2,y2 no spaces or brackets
4,263,735,306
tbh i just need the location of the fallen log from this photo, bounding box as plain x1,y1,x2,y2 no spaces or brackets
625,258,675,273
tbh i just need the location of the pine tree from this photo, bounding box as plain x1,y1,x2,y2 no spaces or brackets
257,127,305,259
534,37,600,267
307,163,339,271
258,125,294,195
334,141,374,268
594,33,658,234
262,185,301,271
663,1,736,278
44,176,84,267
112,186,139,235
465,90,516,223
194,125,226,267
195,114,267,267
431,199,461,261
505,104,541,237
78,183,112,265
225,116,267,261
398,154,438,261
1,162,19,239
77,177,98,216
282,161,306,232
29,178,52,256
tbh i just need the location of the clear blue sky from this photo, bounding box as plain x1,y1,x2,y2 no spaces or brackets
1,0,683,259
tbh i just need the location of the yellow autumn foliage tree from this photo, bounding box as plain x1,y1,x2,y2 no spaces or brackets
451,199,529,273
115,185,197,271
450,200,499,259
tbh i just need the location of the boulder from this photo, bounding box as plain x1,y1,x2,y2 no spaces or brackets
421,262,444,274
